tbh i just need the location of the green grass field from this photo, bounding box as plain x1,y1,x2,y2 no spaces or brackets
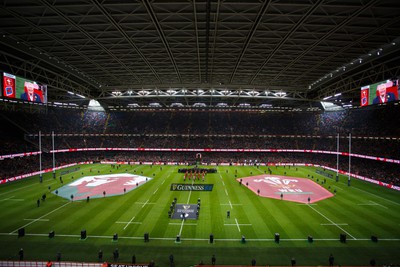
0,164,399,266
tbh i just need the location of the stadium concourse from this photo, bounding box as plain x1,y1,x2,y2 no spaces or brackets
1,105,400,187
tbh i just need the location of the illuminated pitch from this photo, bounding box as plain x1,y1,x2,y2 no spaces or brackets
238,175,334,204
54,173,151,200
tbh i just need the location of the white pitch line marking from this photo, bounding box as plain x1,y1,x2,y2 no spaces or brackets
134,202,155,205
225,189,229,196
0,184,36,196
358,201,388,209
218,173,225,187
123,216,137,230
9,202,71,234
24,219,49,222
229,200,233,209
370,201,388,209
169,223,197,226
348,186,400,206
178,219,185,237
177,180,194,237
1,196,15,201
0,180,57,197
141,200,149,208
235,218,241,232
321,223,348,226
307,204,356,240
153,188,159,195
0,196,23,202
224,223,252,226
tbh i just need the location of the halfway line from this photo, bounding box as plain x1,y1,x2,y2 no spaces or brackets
178,179,194,237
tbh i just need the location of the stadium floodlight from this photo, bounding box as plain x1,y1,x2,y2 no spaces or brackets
321,101,343,111
193,103,206,107
138,90,150,95
221,90,230,95
171,103,184,107
149,102,161,107
76,93,85,99
334,93,342,97
275,91,286,97
111,91,122,96
88,99,105,112
167,89,177,95
259,104,272,108
216,103,228,107
250,90,258,96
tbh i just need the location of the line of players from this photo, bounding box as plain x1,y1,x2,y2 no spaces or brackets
183,170,207,181
186,198,201,219
168,197,178,218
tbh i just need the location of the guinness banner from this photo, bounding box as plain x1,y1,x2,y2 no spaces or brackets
170,183,214,191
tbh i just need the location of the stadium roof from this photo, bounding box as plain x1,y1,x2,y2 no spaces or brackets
1,0,400,110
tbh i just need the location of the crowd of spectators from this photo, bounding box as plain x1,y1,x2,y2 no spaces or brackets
1,105,400,186
2,104,400,137
22,135,400,160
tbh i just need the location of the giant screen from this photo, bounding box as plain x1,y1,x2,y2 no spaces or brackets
360,79,399,107
2,72,47,103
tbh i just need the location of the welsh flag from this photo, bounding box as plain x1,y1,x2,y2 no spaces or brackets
360,86,369,106
3,72,16,98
